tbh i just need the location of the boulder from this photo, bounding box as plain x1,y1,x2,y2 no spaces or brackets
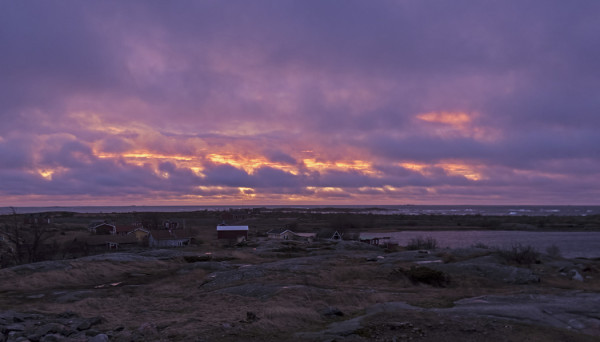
88,333,109,342
570,270,584,282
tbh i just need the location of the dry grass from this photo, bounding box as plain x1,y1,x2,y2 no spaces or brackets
0,260,177,293
2,236,599,341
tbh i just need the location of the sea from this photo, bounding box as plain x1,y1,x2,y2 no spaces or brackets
362,231,600,259
1,205,599,216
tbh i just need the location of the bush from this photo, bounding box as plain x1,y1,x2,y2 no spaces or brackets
545,244,562,258
183,255,211,263
472,242,489,249
393,266,449,287
406,236,438,250
499,244,540,265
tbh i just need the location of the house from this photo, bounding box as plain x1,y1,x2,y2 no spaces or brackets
89,222,116,235
267,228,317,242
128,227,150,243
217,226,248,242
331,230,343,240
148,229,192,248
359,233,391,247
267,228,296,240
115,225,137,236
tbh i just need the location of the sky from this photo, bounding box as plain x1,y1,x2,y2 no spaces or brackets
1,1,599,206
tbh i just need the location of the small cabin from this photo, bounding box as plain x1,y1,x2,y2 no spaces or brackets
267,228,316,242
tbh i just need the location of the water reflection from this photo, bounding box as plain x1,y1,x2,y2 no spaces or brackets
364,231,600,259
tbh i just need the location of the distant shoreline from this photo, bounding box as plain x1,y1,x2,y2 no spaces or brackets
2,204,600,216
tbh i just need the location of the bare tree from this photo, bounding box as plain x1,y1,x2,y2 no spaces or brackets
2,207,52,264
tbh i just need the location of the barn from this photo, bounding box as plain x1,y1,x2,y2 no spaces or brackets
217,226,249,242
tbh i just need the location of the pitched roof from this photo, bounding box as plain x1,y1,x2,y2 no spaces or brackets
90,222,115,229
115,225,136,234
266,228,288,234
217,226,249,231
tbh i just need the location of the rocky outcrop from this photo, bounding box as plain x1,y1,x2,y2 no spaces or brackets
0,311,106,342
429,255,540,284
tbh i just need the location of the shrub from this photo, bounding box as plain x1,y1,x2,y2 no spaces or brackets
183,255,211,263
472,242,489,249
406,236,438,250
545,244,562,258
394,266,449,287
499,244,540,265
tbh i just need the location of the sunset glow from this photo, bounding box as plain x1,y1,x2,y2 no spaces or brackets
1,1,599,206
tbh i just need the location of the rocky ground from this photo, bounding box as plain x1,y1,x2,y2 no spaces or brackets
1,239,599,341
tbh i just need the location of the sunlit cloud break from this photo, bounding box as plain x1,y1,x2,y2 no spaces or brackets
1,1,599,206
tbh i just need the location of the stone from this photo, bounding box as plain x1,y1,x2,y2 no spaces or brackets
245,312,259,322
40,334,64,342
319,307,344,317
26,294,45,299
88,334,109,342
34,323,61,336
571,270,584,282
4,323,26,332
84,329,101,337
58,311,77,319
76,320,91,331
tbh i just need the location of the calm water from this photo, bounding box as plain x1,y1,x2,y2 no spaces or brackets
364,231,600,259
2,205,600,216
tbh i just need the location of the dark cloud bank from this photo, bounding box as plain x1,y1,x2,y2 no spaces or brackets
1,1,599,204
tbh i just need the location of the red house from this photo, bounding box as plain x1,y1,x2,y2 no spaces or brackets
216,226,248,242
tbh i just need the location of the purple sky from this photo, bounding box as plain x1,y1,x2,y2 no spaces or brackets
1,1,599,206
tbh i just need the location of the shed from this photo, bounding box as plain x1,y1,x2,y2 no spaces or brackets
217,226,249,241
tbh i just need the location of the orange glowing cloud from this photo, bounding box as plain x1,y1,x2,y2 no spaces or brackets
400,161,483,181
302,158,378,175
417,111,472,126
416,111,499,142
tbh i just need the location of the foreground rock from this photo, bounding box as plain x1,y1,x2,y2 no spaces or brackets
0,311,105,342
296,293,600,341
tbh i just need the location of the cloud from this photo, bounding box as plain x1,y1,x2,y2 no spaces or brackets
1,1,599,205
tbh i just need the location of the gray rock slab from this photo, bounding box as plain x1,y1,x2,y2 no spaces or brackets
77,253,156,262
54,290,94,303
9,261,72,274
88,334,109,342
214,283,282,299
428,257,540,284
439,292,600,335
